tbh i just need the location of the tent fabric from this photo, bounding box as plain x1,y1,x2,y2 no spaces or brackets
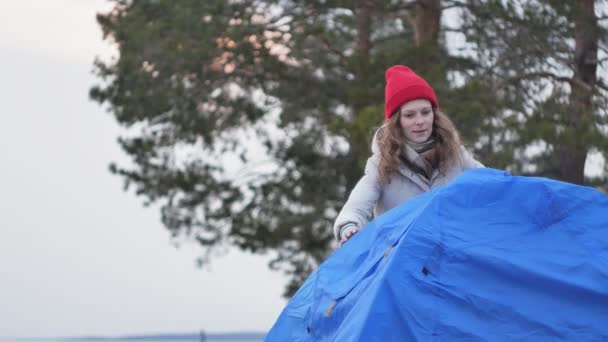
266,168,608,341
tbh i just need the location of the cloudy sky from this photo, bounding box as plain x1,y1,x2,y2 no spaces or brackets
0,1,286,338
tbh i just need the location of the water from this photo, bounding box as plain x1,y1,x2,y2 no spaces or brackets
5,340,261,342
4,339,263,342
2,335,264,342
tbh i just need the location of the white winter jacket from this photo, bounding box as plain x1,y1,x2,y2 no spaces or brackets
333,134,484,239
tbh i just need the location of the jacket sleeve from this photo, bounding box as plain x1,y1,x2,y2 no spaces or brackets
460,146,485,169
332,153,382,240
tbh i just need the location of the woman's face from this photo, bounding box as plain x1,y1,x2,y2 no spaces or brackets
399,99,434,143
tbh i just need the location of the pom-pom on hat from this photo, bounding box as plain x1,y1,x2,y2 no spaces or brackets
384,65,438,120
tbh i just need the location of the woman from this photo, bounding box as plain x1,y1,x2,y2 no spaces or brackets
334,65,484,246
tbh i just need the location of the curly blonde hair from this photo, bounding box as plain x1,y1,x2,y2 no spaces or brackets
376,108,463,184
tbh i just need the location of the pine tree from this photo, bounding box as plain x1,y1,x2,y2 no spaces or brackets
456,0,608,187
92,0,483,296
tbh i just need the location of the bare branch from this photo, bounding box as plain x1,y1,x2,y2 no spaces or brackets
594,79,608,92
443,26,464,33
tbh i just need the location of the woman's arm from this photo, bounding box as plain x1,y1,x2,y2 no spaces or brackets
333,154,382,240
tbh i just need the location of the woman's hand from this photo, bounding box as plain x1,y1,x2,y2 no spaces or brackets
338,227,360,247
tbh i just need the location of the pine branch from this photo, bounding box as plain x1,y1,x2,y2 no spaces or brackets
504,71,608,92
320,35,349,66
441,0,472,11
371,32,409,46
385,0,418,12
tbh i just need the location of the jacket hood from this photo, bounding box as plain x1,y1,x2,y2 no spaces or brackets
371,129,380,155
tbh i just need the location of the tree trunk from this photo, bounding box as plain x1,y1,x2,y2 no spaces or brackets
414,0,442,46
355,0,372,68
556,0,598,185
411,0,443,90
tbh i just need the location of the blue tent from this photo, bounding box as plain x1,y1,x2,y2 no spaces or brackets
266,168,608,341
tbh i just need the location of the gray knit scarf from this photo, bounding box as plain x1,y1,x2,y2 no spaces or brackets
401,138,438,181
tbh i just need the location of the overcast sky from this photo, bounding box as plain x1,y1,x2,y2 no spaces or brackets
0,1,286,338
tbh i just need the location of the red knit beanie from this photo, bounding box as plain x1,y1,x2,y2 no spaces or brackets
384,65,438,120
